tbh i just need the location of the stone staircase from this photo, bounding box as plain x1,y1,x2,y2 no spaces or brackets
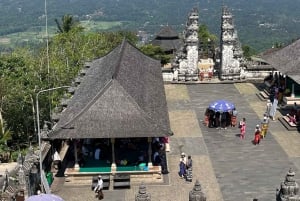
256,88,270,101
52,172,163,192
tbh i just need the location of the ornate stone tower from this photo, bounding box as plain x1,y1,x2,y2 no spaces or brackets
173,8,199,81
219,6,244,80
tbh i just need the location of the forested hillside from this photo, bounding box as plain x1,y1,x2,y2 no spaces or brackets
1,0,300,52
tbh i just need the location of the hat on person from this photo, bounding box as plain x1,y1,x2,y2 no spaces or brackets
256,124,259,128
98,175,102,178
181,152,185,156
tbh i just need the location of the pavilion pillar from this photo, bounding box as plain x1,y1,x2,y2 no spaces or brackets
147,137,153,168
111,138,117,173
73,140,80,170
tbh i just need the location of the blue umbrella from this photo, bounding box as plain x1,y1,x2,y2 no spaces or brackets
208,100,235,112
25,194,64,201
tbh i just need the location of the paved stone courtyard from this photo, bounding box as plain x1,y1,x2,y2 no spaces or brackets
54,83,300,201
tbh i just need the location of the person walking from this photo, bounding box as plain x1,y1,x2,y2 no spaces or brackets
266,100,272,118
94,175,104,200
269,86,279,120
239,118,246,139
253,125,261,145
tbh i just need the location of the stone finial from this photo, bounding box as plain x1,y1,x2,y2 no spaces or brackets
189,180,206,201
135,183,151,201
285,168,296,184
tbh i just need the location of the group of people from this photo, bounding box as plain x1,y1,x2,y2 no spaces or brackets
204,108,238,129
239,114,270,145
178,153,192,180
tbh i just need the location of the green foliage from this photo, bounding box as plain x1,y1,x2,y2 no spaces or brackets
242,45,257,60
0,26,138,148
55,14,84,33
0,113,12,152
139,44,171,65
198,24,218,52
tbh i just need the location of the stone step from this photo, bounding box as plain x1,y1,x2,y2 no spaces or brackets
256,92,268,101
278,116,299,131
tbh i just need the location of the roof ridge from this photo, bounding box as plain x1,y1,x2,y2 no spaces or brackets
112,39,127,79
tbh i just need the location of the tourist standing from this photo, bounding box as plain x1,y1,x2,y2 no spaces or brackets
266,100,272,118
239,118,246,139
94,175,104,200
178,153,187,178
269,87,279,121
231,108,238,127
186,155,192,170
181,152,187,165
179,158,186,178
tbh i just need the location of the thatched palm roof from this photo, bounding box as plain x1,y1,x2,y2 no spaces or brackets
48,40,173,139
151,25,183,52
261,39,300,83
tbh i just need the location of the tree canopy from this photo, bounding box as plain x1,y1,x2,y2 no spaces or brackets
0,20,138,149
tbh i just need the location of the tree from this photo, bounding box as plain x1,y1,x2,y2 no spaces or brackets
242,45,257,60
140,44,171,65
55,14,84,33
198,24,218,57
0,28,139,147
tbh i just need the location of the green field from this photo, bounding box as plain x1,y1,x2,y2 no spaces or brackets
0,20,124,49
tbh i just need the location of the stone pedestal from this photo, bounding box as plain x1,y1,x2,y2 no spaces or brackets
135,183,151,201
277,168,300,201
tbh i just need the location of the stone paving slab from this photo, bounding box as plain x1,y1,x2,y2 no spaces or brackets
165,84,190,101
169,110,202,137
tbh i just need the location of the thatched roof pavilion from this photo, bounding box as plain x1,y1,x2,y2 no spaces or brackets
48,39,173,139
151,25,183,54
261,39,300,83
